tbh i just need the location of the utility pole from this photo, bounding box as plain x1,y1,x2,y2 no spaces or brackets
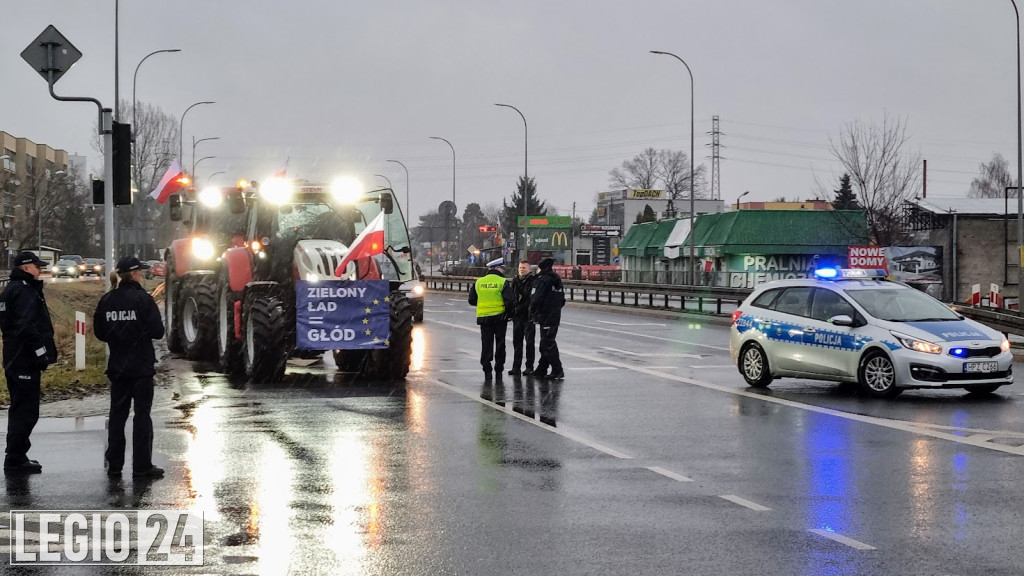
709,115,721,201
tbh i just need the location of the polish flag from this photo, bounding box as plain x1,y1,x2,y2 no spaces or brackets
272,158,289,178
150,159,185,204
335,212,386,276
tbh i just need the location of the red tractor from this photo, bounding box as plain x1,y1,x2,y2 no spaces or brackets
214,178,415,382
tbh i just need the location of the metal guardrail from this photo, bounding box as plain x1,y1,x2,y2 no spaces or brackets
425,275,752,316
951,304,1024,338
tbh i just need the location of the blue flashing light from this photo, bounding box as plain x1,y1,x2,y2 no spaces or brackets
950,348,968,358
815,268,888,281
814,268,838,279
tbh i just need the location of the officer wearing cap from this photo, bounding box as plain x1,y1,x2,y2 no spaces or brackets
0,251,56,473
94,256,165,479
530,257,565,380
468,257,513,380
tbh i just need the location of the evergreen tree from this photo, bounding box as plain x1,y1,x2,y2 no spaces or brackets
500,176,547,234
832,173,860,210
635,204,657,223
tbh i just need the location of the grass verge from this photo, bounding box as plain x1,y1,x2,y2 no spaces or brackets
0,278,164,406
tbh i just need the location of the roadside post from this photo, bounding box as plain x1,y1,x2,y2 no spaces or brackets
75,311,86,370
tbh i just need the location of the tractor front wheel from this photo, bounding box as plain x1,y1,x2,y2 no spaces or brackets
243,291,288,383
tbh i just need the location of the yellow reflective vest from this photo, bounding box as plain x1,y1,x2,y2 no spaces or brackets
473,274,507,318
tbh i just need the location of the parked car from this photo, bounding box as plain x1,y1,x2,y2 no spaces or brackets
730,267,1013,398
144,260,160,279
52,259,81,278
83,258,105,276
150,260,166,278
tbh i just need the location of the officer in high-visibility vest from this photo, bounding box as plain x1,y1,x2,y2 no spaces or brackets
468,258,513,380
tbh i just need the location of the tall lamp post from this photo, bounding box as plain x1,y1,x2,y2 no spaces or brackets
193,156,216,182
430,136,456,261
387,159,410,218
132,49,180,139
192,136,220,176
735,190,750,210
374,174,393,189
495,103,528,263
651,50,696,284
206,171,225,185
1012,1,1023,295
179,101,214,165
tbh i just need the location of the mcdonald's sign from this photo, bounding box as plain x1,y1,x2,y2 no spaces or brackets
550,231,569,247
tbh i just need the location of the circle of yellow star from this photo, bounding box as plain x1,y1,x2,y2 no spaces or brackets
365,307,372,314
364,329,372,336
362,318,369,324
373,299,380,305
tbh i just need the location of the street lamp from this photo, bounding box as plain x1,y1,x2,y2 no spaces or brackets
1011,1,1023,295
179,101,214,166
206,171,225,185
374,174,393,189
192,136,220,176
651,50,696,284
192,156,216,182
387,159,410,218
132,49,180,139
430,136,456,259
495,103,528,262
735,190,750,210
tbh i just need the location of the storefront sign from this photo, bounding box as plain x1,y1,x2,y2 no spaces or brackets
629,189,663,199
518,215,572,228
593,237,611,265
580,224,621,237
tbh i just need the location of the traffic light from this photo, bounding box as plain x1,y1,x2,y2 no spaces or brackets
92,178,104,204
112,121,132,205
477,225,497,233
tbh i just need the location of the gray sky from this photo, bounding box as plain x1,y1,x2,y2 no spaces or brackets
2,0,1019,223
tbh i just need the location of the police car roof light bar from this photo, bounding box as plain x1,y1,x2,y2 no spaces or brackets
814,268,888,280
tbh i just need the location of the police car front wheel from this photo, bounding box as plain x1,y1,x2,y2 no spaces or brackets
858,351,901,398
740,343,773,388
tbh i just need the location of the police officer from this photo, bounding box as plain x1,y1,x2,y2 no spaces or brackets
0,252,56,474
468,258,513,380
530,257,565,380
94,257,165,479
508,259,536,376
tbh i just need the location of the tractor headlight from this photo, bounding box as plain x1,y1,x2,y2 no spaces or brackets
198,186,223,207
261,178,294,204
192,237,215,260
331,176,364,205
892,332,942,355
412,284,425,296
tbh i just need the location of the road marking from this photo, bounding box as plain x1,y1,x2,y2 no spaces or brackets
646,466,693,482
688,365,736,369
601,347,702,359
719,495,771,511
807,529,877,550
598,321,665,327
436,319,1024,456
562,321,730,351
426,377,633,459
425,310,467,314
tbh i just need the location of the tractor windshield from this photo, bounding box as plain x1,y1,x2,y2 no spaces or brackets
353,189,413,282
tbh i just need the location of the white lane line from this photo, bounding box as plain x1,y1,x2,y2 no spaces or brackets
719,495,771,511
426,377,633,459
601,347,701,359
426,310,468,314
562,321,730,351
688,365,736,369
646,466,693,482
598,321,666,327
440,369,484,373
807,529,877,550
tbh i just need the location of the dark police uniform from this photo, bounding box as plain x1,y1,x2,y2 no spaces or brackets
509,269,536,375
468,261,513,379
94,258,164,477
0,254,56,472
530,258,565,379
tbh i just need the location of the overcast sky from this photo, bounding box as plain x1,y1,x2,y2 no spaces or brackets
2,1,1020,223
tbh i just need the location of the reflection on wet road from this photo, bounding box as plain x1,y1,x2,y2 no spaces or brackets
1,293,1023,574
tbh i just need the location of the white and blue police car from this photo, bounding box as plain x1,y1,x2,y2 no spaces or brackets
729,268,1013,398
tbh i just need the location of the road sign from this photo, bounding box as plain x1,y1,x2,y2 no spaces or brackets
439,200,458,217
21,25,82,84
613,256,621,264
506,239,517,250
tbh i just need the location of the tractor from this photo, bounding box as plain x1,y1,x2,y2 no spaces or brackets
163,185,248,360
215,177,415,382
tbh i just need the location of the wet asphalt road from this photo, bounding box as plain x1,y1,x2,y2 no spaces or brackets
2,293,1024,575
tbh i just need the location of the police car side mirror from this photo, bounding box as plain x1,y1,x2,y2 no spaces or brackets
830,315,854,327
169,195,183,221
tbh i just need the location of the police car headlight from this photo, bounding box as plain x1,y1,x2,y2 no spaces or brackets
412,284,425,296
892,332,942,354
192,237,215,260
1001,338,1011,352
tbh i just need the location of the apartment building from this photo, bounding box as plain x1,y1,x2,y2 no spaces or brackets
1,130,71,262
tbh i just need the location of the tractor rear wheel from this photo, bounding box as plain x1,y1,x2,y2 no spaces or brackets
243,291,288,383
366,291,413,381
218,272,243,374
182,275,217,360
164,252,184,353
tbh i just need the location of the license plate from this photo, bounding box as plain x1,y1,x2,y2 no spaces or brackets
964,361,998,373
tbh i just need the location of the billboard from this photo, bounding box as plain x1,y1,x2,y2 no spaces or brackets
523,228,571,250
518,215,572,228
847,245,943,284
628,189,664,199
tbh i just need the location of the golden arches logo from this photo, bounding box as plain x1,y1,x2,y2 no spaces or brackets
550,231,569,247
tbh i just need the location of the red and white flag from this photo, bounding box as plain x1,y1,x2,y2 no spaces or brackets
150,159,185,204
335,212,386,276
271,158,289,178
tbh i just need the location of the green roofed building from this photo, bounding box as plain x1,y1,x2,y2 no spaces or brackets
619,210,869,286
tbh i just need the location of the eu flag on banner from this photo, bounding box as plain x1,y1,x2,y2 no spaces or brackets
295,280,390,350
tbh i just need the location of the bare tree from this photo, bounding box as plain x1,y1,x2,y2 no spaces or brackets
658,148,708,203
828,114,921,245
968,152,1015,198
609,147,660,189
10,167,91,254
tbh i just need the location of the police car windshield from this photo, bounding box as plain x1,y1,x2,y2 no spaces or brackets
845,288,959,322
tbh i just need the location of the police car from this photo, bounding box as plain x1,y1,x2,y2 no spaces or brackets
729,268,1013,398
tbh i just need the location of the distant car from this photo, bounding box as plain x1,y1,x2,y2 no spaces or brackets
399,279,425,322
52,259,81,278
150,260,166,278
83,258,105,276
61,254,85,275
